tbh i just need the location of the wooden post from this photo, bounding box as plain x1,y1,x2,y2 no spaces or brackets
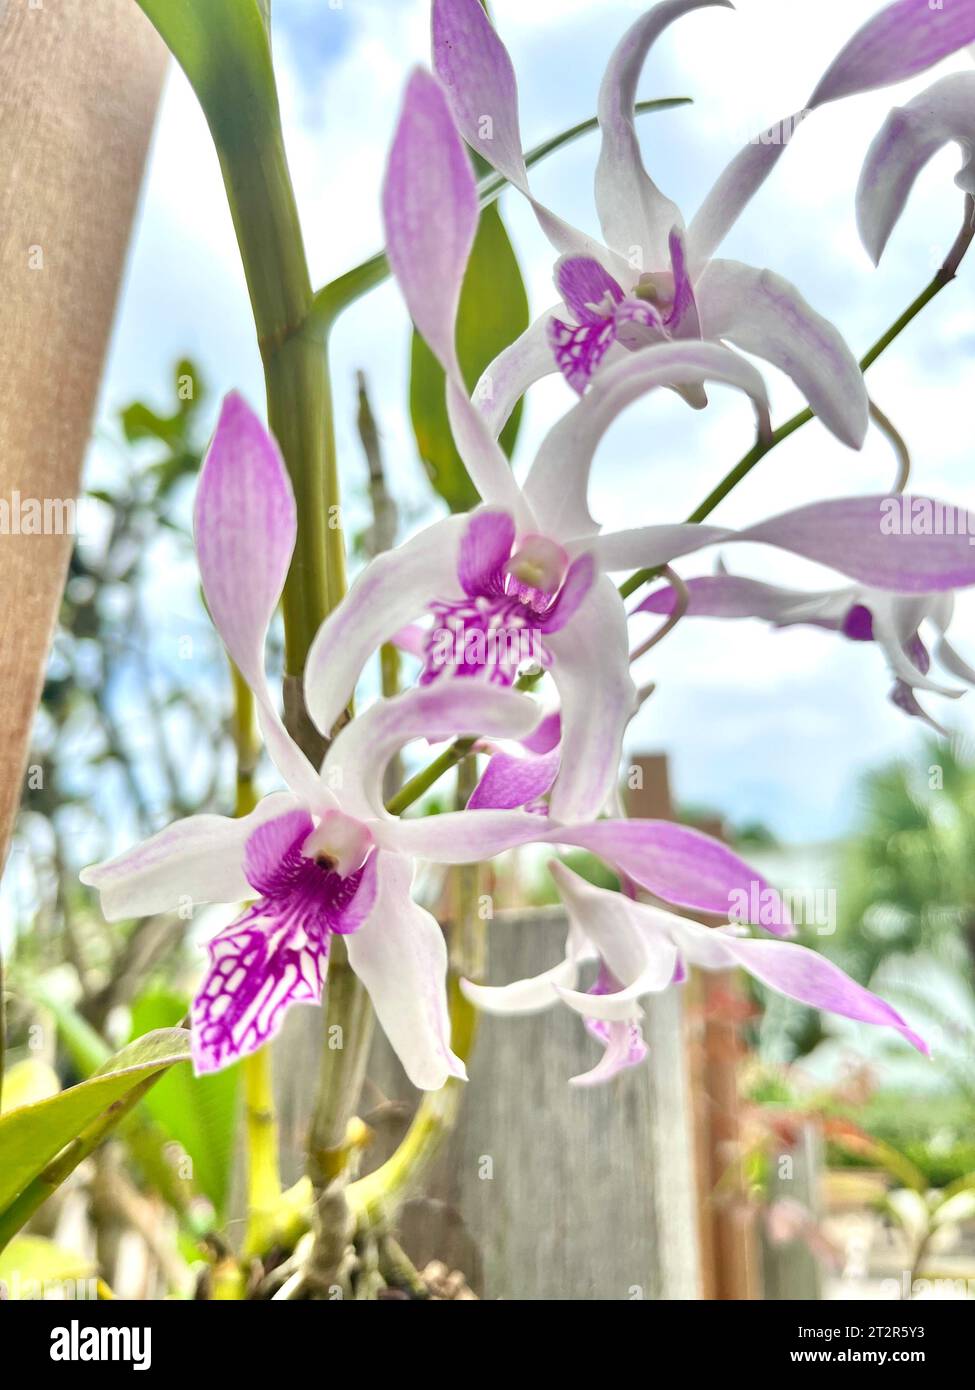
0,0,165,867
761,1123,824,1300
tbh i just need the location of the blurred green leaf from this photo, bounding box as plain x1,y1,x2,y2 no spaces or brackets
0,1236,94,1294
0,1029,190,1214
0,1059,60,1113
410,202,529,512
129,989,240,1215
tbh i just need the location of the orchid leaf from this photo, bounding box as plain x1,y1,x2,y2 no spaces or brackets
129,989,240,1215
133,1,279,153
0,1028,191,1215
309,97,691,331
410,201,529,512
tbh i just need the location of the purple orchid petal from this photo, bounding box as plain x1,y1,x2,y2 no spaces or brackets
736,496,975,593
540,553,597,634
346,851,466,1089
383,68,477,375
686,125,805,273
192,910,329,1075
889,680,948,733
636,573,816,621
674,921,928,1055
555,256,625,324
571,1016,649,1087
458,508,515,597
522,710,562,755
304,513,467,738
594,0,730,265
857,73,975,264
545,820,792,932
842,603,875,641
696,259,869,448
545,576,637,823
80,791,303,922
524,340,770,540
467,744,561,811
243,808,314,894
194,394,320,802
322,682,542,824
811,0,975,107
664,226,703,337
547,315,620,394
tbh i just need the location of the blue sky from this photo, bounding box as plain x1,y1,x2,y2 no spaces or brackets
92,0,975,843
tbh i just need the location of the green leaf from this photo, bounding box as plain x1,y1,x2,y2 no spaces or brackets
309,97,691,331
410,202,529,511
133,1,279,154
129,990,240,1215
0,1029,191,1214
0,1237,94,1297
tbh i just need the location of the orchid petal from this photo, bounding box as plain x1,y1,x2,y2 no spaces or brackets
869,594,964,695
540,553,597,634
857,73,975,264
322,683,542,823
304,514,467,737
810,0,975,107
594,1,730,265
736,496,975,593
524,341,771,539
696,259,869,448
194,394,319,801
474,310,563,439
543,820,792,931
467,744,561,810
551,862,678,1011
674,920,928,1055
569,1019,649,1087
346,851,465,1089
637,573,817,621
461,919,593,1016
573,522,730,572
687,123,805,272
545,576,637,823
80,791,302,922
192,910,328,1075
458,507,515,595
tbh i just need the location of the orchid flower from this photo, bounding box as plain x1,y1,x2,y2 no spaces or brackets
80,394,553,1089
857,72,975,265
304,66,975,825
433,0,869,446
463,860,928,1087
638,566,975,732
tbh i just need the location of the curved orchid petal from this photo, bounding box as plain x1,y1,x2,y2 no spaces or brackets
868,594,963,696
322,683,542,823
546,576,637,823
524,341,771,539
346,851,465,1089
736,496,975,593
696,259,869,448
930,594,975,684
690,0,975,268
550,862,678,1015
857,73,975,264
569,1020,649,1087
461,918,594,1016
474,310,563,438
80,791,303,921
810,0,975,107
573,522,730,572
194,394,320,802
673,920,928,1054
594,0,729,264
304,514,468,737
637,572,819,621
467,744,561,810
542,819,792,931
458,507,515,595
431,0,609,261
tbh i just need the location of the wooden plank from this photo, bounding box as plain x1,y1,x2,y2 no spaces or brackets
0,0,166,866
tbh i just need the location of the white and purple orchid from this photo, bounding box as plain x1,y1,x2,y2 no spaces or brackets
431,0,870,446
463,860,928,1087
638,565,975,731
304,66,975,828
